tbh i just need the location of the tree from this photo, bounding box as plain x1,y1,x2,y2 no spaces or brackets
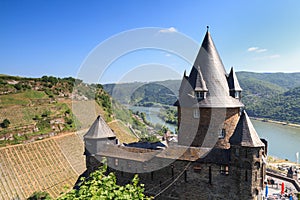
1,118,10,128
58,160,152,200
27,191,52,200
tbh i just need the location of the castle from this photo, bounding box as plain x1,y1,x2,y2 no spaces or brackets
83,29,268,200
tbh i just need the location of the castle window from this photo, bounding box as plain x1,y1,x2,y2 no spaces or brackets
193,109,200,118
235,148,240,157
220,165,229,175
209,166,212,184
255,171,257,181
115,158,118,166
235,91,240,99
256,150,260,158
218,129,226,139
245,170,248,181
142,163,147,171
195,91,205,100
193,165,202,173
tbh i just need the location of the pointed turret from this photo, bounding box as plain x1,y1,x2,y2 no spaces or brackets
84,115,117,155
188,66,208,92
227,67,242,99
230,111,264,147
185,29,243,108
84,115,116,139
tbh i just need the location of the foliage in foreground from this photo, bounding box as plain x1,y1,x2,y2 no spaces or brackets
27,191,52,200
58,162,152,200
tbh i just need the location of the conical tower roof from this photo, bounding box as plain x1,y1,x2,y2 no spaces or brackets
230,110,265,147
184,28,243,108
179,70,189,92
227,67,242,91
84,115,116,139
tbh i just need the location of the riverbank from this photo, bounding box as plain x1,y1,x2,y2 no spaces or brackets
251,117,300,129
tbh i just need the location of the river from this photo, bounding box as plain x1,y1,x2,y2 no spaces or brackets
129,106,300,163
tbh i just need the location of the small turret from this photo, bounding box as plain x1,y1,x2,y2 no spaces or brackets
227,67,242,99
229,110,266,199
189,66,208,100
84,115,117,155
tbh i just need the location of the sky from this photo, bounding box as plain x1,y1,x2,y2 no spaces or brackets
1,0,300,84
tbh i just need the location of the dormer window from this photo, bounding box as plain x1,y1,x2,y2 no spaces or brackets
195,91,205,100
235,91,240,99
218,129,226,139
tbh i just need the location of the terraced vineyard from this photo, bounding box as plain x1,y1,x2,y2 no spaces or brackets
0,133,86,199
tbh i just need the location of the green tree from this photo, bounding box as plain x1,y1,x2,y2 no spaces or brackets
27,191,52,200
58,161,152,200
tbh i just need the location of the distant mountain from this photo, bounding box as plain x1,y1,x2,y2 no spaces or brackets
103,72,300,124
103,80,180,106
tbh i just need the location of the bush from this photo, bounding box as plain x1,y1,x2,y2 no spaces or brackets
1,119,10,128
27,191,52,200
58,160,152,199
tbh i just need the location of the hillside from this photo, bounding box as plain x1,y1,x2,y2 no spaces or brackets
0,75,139,146
0,75,145,199
0,132,85,199
103,72,300,124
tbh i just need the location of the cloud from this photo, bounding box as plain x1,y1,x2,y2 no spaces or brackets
253,54,281,61
165,53,171,57
269,54,280,59
256,48,267,53
247,47,267,53
159,27,178,33
248,47,259,52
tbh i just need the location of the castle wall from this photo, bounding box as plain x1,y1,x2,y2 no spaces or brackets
86,153,264,200
178,108,240,148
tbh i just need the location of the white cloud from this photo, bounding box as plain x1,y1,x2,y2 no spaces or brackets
159,27,178,33
165,53,171,57
247,47,267,53
253,54,281,61
248,47,259,52
256,48,267,53
269,54,280,59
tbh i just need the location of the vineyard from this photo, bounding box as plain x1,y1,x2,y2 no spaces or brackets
0,132,86,199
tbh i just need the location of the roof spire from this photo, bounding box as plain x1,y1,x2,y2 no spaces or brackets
206,26,209,32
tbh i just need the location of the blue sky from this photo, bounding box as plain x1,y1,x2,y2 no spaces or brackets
1,0,300,83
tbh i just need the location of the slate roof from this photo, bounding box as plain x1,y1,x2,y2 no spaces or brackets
227,67,242,91
188,66,208,91
84,115,116,139
198,148,230,165
124,142,166,150
230,110,265,147
176,30,244,108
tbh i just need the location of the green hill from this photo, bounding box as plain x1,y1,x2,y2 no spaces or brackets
0,75,140,147
103,72,300,124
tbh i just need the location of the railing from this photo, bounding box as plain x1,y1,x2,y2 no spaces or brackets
266,169,300,192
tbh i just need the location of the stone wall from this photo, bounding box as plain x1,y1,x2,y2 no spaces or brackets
86,153,265,200
178,108,240,149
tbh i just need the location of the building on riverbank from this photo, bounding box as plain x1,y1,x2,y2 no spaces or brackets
83,28,268,199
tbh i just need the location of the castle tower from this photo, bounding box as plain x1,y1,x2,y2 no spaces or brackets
83,115,117,173
227,67,243,99
176,29,244,148
229,110,266,199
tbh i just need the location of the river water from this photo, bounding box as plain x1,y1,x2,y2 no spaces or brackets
129,106,300,162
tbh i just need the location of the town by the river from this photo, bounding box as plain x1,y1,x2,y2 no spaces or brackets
129,106,300,163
